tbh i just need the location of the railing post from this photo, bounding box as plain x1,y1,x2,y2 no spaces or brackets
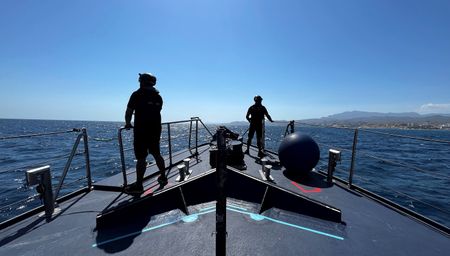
195,118,199,157
189,118,193,150
82,128,92,188
167,123,173,167
348,128,358,188
118,128,128,186
215,127,227,256
54,133,83,199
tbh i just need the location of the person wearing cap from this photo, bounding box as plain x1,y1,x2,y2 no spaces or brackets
124,73,167,194
245,95,273,157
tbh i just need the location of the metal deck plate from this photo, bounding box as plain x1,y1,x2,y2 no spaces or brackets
1,144,449,255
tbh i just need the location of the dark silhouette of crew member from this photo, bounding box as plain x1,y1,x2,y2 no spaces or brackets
245,95,273,157
124,73,167,194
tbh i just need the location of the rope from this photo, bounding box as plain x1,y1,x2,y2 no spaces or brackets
359,129,450,144
0,129,80,140
353,173,450,215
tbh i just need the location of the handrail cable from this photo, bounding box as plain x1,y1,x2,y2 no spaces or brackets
354,174,450,215
89,136,117,142
0,152,84,174
0,129,79,141
0,194,41,211
55,176,87,189
357,151,450,180
359,129,450,144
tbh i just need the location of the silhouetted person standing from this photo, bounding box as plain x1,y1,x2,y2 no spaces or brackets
245,95,273,157
125,73,167,194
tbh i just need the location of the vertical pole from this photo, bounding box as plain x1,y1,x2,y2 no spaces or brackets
82,128,92,188
118,128,128,186
167,123,173,167
290,120,295,134
348,129,358,188
42,169,54,220
188,118,193,150
261,119,265,150
216,128,227,256
195,119,199,157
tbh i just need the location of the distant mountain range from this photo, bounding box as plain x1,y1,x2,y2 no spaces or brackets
223,111,450,129
300,111,450,129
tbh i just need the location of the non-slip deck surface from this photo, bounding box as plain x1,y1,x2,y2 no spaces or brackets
1,144,449,255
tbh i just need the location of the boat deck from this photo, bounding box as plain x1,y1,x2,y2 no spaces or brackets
1,144,449,255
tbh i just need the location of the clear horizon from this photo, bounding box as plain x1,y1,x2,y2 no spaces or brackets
1,109,448,124
1,1,449,123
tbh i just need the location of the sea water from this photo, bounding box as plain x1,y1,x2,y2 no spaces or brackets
0,119,449,228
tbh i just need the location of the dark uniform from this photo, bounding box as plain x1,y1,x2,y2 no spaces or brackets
246,95,273,157
247,104,269,150
124,72,167,194
127,87,163,159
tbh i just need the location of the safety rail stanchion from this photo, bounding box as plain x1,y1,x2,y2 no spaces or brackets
189,118,193,150
195,118,199,157
348,128,358,188
118,127,128,186
82,128,92,188
54,133,84,200
215,127,227,256
167,123,173,167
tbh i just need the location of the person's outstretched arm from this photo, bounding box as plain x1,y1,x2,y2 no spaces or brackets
246,108,251,122
264,107,274,122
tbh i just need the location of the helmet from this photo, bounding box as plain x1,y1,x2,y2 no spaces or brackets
254,95,263,102
139,73,157,86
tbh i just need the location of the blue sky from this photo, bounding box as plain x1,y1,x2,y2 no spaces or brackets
0,0,449,122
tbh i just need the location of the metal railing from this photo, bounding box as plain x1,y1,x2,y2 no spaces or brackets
118,117,213,186
0,128,92,227
278,120,450,232
54,128,92,199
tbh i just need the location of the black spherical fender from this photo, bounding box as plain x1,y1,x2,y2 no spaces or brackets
278,132,320,173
